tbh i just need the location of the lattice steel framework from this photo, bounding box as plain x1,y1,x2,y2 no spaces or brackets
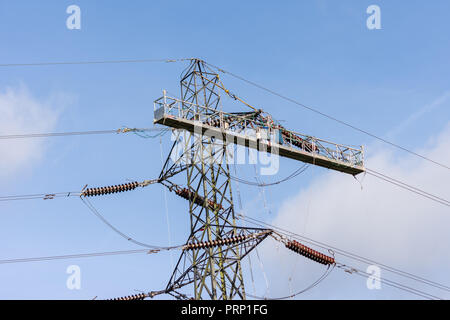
158,59,270,300
154,59,365,300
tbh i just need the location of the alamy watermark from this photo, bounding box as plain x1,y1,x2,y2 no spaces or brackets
366,5,381,30
169,123,281,176
366,265,382,290
66,265,81,290
66,5,81,30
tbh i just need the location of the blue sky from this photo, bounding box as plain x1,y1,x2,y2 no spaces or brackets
0,0,449,299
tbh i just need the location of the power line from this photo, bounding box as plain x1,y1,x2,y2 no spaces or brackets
246,263,335,300
247,228,440,300
204,61,450,171
0,58,192,68
0,178,160,202
0,127,167,140
80,197,177,250
0,179,157,202
230,164,309,187
366,167,450,207
80,197,182,251
0,191,80,202
0,249,152,265
337,264,442,300
238,214,450,294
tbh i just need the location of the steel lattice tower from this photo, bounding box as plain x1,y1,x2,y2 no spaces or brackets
152,58,364,300
104,58,364,300
157,59,270,299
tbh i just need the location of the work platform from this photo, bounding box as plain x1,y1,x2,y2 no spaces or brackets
154,92,365,175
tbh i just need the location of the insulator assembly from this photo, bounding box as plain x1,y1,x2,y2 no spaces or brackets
184,230,272,251
285,240,335,266
109,292,148,301
82,181,140,197
174,187,223,211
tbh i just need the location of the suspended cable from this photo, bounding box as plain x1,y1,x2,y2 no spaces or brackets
238,214,450,294
229,164,309,187
253,164,270,215
0,249,153,265
365,167,450,207
246,264,334,300
0,191,80,202
336,264,442,300
244,214,450,293
80,197,182,251
268,232,441,300
247,249,257,297
204,60,450,171
232,164,260,296
0,178,159,202
0,127,166,140
132,128,170,139
0,58,192,68
255,247,270,298
233,165,244,212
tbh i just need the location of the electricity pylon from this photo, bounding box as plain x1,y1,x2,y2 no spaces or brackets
153,59,364,300
157,59,271,300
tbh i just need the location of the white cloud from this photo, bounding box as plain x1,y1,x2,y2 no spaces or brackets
255,123,450,299
0,86,59,179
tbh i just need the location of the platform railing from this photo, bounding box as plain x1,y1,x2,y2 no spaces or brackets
154,92,364,168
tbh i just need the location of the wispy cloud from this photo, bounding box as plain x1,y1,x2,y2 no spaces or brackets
0,85,59,179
